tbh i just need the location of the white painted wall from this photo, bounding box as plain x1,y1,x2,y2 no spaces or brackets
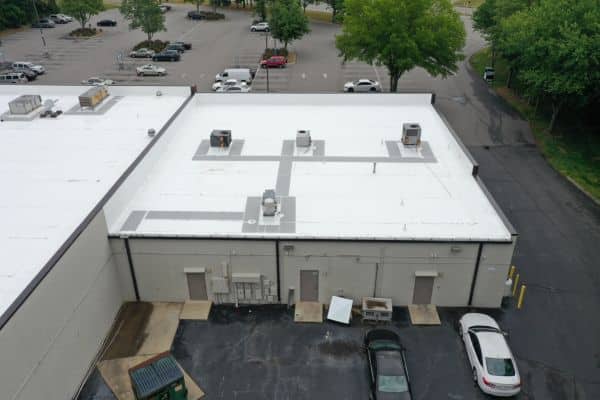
125,239,278,303
0,211,124,400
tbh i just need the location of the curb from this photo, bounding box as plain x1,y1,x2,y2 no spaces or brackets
565,176,600,207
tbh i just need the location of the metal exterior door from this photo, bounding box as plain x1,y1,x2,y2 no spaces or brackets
300,270,319,302
412,276,434,304
186,273,208,300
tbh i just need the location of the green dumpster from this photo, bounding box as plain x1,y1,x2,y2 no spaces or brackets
129,352,188,400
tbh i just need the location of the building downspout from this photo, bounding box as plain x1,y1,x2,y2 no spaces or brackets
275,240,281,302
124,238,140,301
468,243,483,306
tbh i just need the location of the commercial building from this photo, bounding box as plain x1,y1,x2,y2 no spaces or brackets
0,87,515,400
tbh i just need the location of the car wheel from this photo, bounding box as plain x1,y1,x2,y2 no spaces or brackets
472,368,478,385
370,87,376,92
251,28,256,32
265,28,270,32
348,88,354,92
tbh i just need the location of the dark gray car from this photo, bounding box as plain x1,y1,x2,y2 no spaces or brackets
365,329,412,400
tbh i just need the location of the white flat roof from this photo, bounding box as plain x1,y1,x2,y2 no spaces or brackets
0,85,189,320
109,93,513,242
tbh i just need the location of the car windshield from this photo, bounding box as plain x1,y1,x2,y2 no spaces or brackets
378,375,409,393
485,357,516,376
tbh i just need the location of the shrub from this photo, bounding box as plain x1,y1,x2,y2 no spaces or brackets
200,11,225,20
262,47,288,59
69,27,99,37
133,39,169,52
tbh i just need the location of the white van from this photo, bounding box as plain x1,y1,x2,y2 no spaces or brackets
215,68,252,84
0,72,28,84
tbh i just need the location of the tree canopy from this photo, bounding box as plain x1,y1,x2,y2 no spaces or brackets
269,0,310,49
120,0,166,41
336,0,465,92
498,0,600,132
61,0,104,30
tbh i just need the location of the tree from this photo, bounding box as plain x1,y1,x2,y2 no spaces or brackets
324,0,344,22
499,0,600,132
60,0,104,30
184,0,202,13
255,0,267,21
269,0,309,49
336,0,465,92
120,0,166,41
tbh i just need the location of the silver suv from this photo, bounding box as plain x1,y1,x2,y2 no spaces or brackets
12,62,45,75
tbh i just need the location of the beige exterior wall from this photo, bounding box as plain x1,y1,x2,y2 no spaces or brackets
471,239,517,307
0,211,123,400
279,241,484,306
124,239,279,304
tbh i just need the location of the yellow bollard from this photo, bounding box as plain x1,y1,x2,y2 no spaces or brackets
512,273,520,296
517,285,527,309
508,265,515,280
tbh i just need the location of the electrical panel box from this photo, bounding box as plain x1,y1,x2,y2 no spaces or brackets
402,123,421,146
210,129,232,147
296,130,311,147
211,277,229,294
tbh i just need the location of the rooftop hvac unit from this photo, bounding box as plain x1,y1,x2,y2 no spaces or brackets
79,86,109,108
210,129,232,148
402,123,421,146
262,189,277,216
296,129,311,147
9,94,42,115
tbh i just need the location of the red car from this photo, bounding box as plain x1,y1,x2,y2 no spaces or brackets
260,56,287,68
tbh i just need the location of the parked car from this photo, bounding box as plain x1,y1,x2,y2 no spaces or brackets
97,19,117,27
250,22,270,32
12,62,45,75
459,313,521,397
214,68,252,83
159,5,169,13
152,50,181,62
165,43,186,54
136,64,167,76
129,48,155,58
81,77,114,85
344,79,381,92
187,11,205,20
0,72,28,84
11,68,37,81
172,41,192,50
365,329,412,400
49,14,69,24
32,19,55,28
58,14,73,22
212,79,247,91
216,85,250,93
260,56,287,68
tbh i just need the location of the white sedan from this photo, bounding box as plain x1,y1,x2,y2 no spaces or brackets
343,79,381,92
81,77,114,85
136,64,166,77
216,85,250,93
459,313,521,397
212,79,248,91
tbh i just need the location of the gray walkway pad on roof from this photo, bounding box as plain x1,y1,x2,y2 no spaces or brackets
146,211,244,221
120,210,147,232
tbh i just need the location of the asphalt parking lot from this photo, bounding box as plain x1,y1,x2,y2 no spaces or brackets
80,305,506,400
4,5,599,400
0,4,387,92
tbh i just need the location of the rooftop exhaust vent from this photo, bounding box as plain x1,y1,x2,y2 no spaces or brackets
262,189,277,216
402,123,421,146
79,86,109,108
9,95,42,115
210,129,232,148
296,130,311,148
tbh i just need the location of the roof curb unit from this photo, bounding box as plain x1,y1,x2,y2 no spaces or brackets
79,86,109,108
9,94,42,115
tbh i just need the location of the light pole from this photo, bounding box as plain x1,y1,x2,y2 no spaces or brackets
31,0,49,57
